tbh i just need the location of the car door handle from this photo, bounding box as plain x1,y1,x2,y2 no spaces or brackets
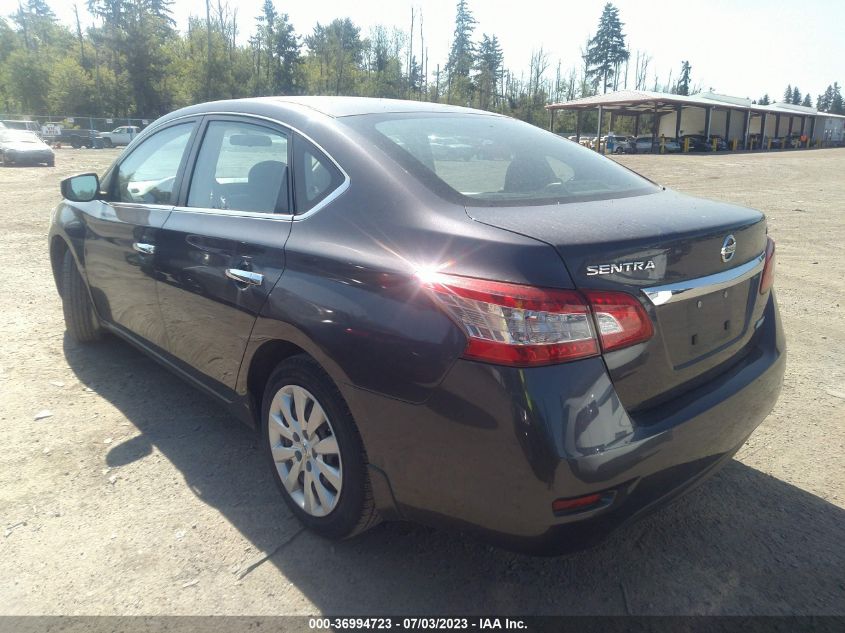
225,269,263,286
132,242,155,255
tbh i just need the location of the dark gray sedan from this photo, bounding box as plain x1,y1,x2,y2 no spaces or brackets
48,97,784,553
0,129,54,166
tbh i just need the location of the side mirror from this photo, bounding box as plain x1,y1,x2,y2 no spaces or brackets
61,173,100,202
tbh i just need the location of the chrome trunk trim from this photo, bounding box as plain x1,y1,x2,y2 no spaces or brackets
643,252,766,306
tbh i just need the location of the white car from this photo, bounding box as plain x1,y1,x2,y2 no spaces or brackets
0,130,55,166
99,125,141,147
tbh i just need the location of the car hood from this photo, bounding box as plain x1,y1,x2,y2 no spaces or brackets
2,141,51,152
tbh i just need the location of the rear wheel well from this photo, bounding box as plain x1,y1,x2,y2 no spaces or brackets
247,340,310,421
50,237,70,297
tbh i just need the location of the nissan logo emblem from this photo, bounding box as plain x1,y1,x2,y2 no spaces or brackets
721,234,737,263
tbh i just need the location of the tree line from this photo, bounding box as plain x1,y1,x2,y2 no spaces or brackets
1,0,842,132
753,84,843,114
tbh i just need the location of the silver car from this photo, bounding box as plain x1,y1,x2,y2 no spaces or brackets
0,130,54,166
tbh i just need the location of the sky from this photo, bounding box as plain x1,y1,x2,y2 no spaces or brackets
40,0,845,102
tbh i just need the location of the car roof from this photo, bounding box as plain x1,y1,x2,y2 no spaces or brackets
265,96,495,118
174,96,498,120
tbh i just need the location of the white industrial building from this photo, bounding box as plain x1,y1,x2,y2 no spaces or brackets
547,89,845,148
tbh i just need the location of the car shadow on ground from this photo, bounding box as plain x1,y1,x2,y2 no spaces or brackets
64,334,845,615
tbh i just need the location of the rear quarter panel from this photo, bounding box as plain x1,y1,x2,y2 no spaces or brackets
238,117,574,404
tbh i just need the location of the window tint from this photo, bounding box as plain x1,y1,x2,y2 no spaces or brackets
348,114,656,206
187,120,289,213
293,140,344,214
115,123,194,204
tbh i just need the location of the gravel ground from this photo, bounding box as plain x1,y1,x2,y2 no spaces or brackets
0,147,843,615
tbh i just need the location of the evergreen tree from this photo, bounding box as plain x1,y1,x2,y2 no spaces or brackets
87,0,176,115
445,0,476,103
759,93,770,105
677,60,691,96
817,85,834,112
475,33,503,110
304,18,364,96
273,14,302,95
13,0,58,49
783,84,792,103
585,3,628,93
801,93,812,107
791,86,801,105
832,82,844,114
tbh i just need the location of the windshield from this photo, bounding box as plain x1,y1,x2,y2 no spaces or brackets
345,113,657,206
0,130,40,143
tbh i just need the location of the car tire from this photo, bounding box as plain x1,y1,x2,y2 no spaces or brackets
103,138,113,148
261,355,379,540
61,250,103,343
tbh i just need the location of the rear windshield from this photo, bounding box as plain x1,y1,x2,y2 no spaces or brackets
345,113,656,206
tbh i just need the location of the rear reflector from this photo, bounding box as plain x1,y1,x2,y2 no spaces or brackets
582,290,654,352
419,272,654,367
760,236,776,294
552,493,603,513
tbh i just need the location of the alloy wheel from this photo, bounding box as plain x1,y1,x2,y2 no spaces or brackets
267,384,343,517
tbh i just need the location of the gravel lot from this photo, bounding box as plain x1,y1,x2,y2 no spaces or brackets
0,147,843,615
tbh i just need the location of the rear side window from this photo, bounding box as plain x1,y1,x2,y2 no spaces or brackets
114,123,194,204
348,114,656,206
293,138,344,214
187,120,290,213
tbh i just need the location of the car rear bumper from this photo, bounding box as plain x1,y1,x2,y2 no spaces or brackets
347,293,785,554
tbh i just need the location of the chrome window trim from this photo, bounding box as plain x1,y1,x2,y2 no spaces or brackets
643,252,766,306
104,202,174,211
169,205,295,221
140,110,350,221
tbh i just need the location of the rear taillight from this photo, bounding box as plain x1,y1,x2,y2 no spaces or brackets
419,272,653,367
760,236,776,294
582,290,654,352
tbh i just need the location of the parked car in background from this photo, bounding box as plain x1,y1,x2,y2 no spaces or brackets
608,135,631,154
630,134,654,153
771,134,801,150
653,137,682,153
50,97,784,554
40,125,103,149
70,129,102,149
679,134,711,152
98,125,141,147
0,129,54,166
709,135,729,151
604,133,626,153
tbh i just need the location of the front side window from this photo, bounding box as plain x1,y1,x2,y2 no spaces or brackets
187,120,289,214
347,114,657,207
115,123,194,204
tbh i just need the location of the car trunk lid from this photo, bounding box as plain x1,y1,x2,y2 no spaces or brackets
466,189,770,411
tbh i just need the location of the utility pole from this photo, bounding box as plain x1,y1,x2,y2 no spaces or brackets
73,4,85,66
408,7,414,99
205,0,212,100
